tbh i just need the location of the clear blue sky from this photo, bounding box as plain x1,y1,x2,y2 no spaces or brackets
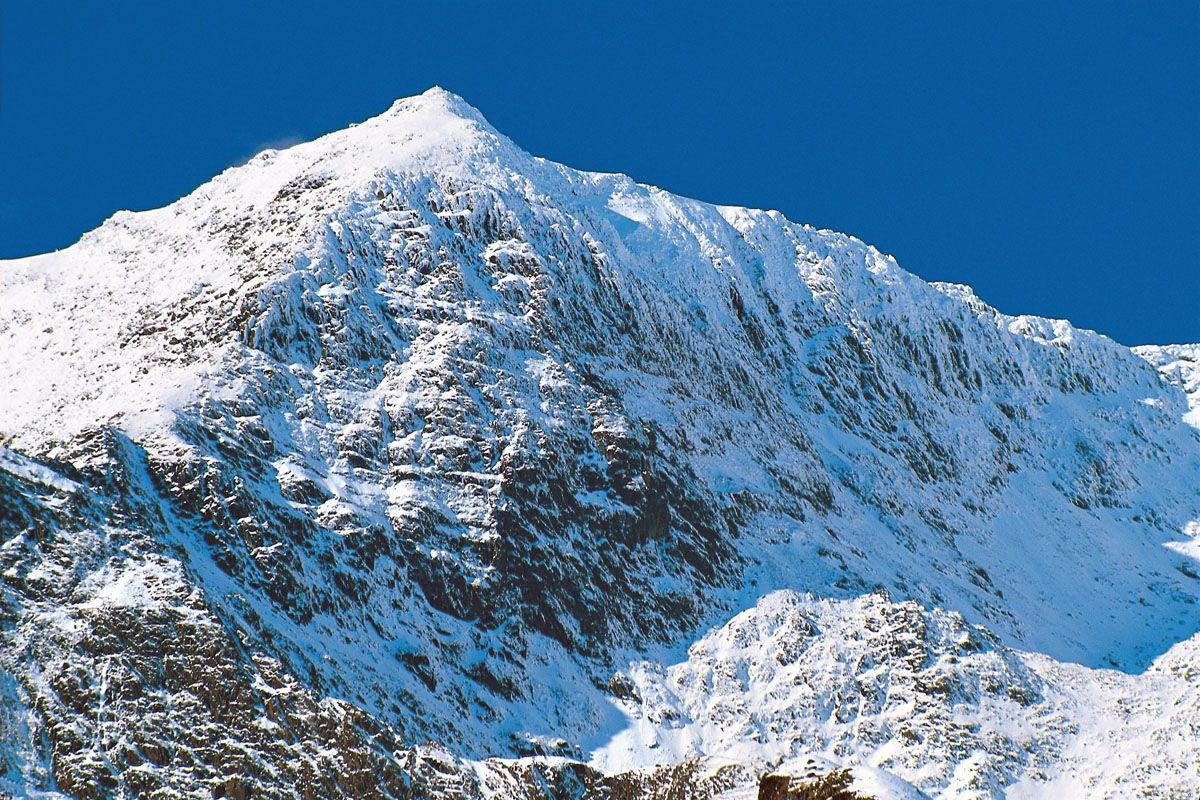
3,2,1197,345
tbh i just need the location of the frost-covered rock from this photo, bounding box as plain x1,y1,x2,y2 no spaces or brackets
1,88,1198,798
596,590,1200,799
1136,342,1200,430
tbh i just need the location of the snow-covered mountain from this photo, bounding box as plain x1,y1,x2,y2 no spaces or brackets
1,88,1197,799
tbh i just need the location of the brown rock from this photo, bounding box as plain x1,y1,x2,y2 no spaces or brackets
758,774,790,800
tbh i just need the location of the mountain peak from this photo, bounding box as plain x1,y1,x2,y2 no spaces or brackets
366,86,505,152
384,86,490,125
142,87,528,226
3,83,1200,798
301,86,522,186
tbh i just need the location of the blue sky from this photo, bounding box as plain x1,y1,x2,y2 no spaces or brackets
2,2,1196,345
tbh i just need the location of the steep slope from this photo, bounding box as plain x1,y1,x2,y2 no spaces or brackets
1,89,1198,798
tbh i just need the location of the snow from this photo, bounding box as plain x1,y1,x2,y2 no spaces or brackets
76,557,186,611
0,446,77,493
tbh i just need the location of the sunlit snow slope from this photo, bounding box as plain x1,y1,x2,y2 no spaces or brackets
1,89,1197,799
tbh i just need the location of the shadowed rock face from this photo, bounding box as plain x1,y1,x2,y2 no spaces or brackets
0,442,746,799
2,89,1199,797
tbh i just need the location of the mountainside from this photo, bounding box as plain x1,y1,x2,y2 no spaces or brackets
1,88,1198,799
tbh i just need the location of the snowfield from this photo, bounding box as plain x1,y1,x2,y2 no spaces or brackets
1,88,1198,799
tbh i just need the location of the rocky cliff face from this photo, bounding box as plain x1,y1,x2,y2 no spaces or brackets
2,89,1198,799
